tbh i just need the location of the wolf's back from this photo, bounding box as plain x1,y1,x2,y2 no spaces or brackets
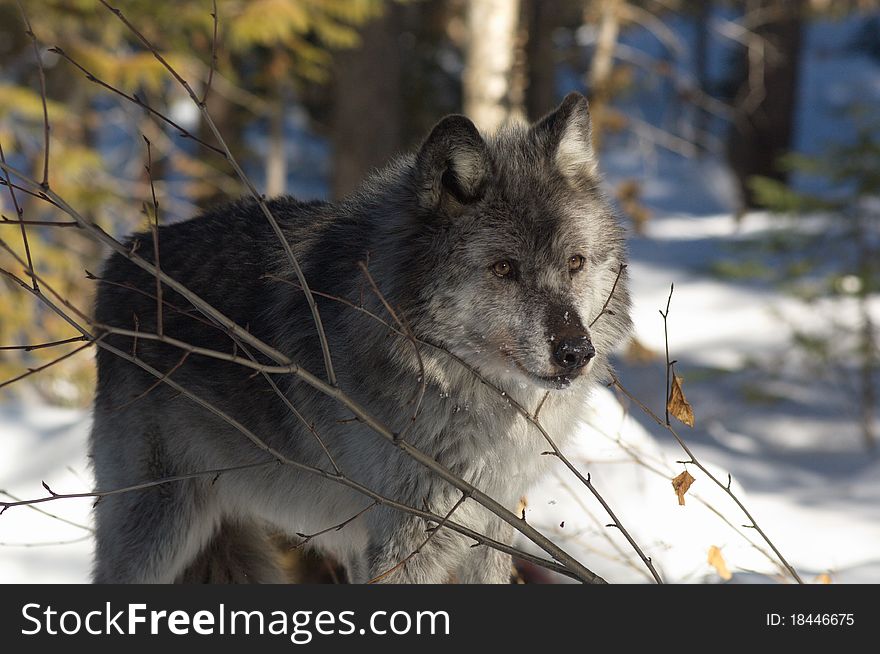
88,197,330,583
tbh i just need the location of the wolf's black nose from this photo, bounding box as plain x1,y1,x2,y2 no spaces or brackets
552,335,596,371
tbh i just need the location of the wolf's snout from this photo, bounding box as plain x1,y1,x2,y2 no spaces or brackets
552,334,595,371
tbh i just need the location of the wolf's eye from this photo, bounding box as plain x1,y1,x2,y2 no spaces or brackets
569,254,586,273
492,260,513,278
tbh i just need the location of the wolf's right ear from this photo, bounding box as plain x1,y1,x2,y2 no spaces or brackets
414,115,490,215
533,92,599,187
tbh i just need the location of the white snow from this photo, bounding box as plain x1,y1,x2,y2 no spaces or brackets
0,401,93,583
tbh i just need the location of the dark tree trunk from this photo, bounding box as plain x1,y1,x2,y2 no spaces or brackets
692,0,712,143
330,5,403,200
524,0,561,120
727,0,805,209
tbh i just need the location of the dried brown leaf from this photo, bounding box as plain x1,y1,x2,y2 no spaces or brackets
707,545,732,581
671,470,695,506
668,374,695,427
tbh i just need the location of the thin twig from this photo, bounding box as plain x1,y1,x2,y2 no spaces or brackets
589,263,627,328
0,490,93,533
16,1,50,187
369,492,469,584
109,351,191,411
0,180,64,210
555,475,655,582
292,501,378,551
232,337,343,475
143,136,163,336
0,461,274,515
0,535,92,548
0,236,92,329
357,261,427,439
593,398,790,578
0,335,89,352
201,0,219,105
0,342,94,392
0,217,78,227
48,47,225,156
660,283,673,425
0,141,37,292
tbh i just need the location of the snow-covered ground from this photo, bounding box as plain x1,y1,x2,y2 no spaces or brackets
0,400,93,583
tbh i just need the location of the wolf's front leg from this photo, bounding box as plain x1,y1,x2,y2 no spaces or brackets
456,517,514,584
363,511,470,584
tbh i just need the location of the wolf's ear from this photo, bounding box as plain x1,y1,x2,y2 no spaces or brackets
414,114,489,214
533,92,598,186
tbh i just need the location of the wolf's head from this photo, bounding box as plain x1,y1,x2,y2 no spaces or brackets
381,93,631,392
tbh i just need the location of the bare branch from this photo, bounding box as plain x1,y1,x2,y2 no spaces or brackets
201,0,219,105
16,1,50,188
659,283,674,425
369,492,469,584
0,142,37,293
1,217,78,228
0,341,93,393
589,263,627,328
292,501,378,551
357,261,427,439
0,490,93,533
143,136,163,336
0,335,89,352
47,47,225,156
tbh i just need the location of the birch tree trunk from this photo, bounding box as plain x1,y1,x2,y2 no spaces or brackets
585,0,622,144
463,0,524,132
265,86,287,198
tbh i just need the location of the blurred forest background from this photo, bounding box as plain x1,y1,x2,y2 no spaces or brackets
1,0,879,582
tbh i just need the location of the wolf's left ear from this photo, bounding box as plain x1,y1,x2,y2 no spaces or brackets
533,92,598,186
414,114,490,215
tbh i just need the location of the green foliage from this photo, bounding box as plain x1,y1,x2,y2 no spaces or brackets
748,176,817,213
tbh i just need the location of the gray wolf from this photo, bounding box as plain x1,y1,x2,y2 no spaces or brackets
89,92,631,583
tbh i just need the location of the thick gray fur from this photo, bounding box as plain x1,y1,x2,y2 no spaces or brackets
90,93,631,583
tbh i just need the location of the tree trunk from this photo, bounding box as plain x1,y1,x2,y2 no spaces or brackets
585,0,623,144
727,0,805,209
265,83,287,198
524,0,561,120
463,0,524,132
692,0,712,145
330,5,403,200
